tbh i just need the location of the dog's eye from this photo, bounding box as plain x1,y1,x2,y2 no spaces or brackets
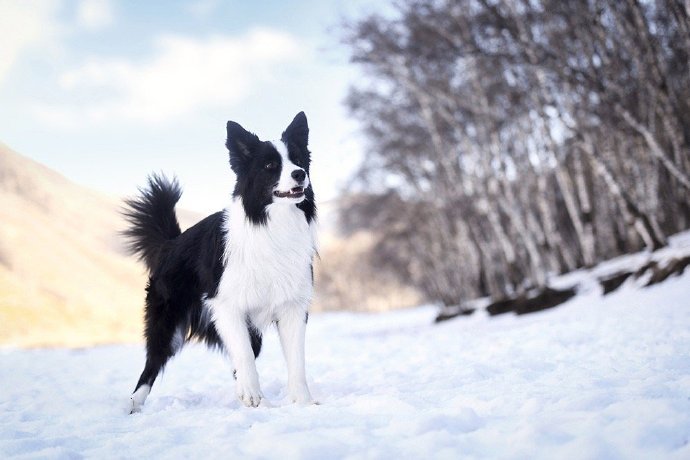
264,161,278,170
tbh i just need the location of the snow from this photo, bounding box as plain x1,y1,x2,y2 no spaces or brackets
1,264,690,458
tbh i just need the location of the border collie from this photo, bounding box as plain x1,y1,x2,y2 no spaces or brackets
123,112,317,413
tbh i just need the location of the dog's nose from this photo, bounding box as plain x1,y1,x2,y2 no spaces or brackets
291,169,306,183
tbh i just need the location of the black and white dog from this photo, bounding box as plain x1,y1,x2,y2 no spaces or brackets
124,112,317,413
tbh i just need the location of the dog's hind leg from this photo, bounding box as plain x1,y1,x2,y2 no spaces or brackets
130,297,185,414
130,358,164,414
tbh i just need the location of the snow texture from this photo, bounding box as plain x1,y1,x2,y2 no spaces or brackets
1,251,690,458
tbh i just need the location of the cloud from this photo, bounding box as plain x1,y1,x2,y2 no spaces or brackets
0,0,61,86
34,28,304,126
76,0,114,31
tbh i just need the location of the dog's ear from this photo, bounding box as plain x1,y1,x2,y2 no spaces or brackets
226,121,260,173
281,111,309,150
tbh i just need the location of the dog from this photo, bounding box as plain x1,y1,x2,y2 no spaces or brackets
124,112,317,413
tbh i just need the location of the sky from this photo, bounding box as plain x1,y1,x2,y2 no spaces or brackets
0,0,386,213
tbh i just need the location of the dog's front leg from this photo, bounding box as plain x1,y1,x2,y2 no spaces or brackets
213,308,263,407
277,306,314,405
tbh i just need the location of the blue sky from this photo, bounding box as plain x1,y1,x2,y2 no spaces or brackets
0,0,385,213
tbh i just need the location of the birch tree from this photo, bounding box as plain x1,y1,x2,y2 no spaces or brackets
342,0,690,306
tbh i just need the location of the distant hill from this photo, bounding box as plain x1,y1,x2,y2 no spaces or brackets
0,143,201,347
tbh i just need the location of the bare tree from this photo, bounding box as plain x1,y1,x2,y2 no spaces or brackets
341,0,690,307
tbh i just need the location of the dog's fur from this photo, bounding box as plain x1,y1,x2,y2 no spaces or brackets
124,112,317,413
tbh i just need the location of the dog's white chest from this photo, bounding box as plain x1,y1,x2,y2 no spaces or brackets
211,200,316,324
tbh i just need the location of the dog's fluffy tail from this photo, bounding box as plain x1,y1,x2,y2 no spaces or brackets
122,173,182,273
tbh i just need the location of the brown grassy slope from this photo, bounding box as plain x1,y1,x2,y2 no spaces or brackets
0,144,159,347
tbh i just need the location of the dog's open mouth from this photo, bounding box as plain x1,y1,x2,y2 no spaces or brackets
273,187,305,199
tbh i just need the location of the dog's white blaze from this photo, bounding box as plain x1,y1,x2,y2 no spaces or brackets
205,197,317,405
271,140,309,197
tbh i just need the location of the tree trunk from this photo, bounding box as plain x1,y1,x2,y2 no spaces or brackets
580,139,667,250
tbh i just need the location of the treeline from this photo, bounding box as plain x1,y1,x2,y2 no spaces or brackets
341,0,690,306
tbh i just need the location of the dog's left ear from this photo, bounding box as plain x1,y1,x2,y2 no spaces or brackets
282,111,309,150
226,120,260,174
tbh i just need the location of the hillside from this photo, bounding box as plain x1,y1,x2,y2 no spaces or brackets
0,144,200,347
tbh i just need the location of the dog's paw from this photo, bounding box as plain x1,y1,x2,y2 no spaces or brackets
128,384,150,414
129,402,141,415
238,388,263,408
236,379,263,408
288,386,316,406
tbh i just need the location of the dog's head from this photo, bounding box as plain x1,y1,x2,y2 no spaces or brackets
226,112,313,222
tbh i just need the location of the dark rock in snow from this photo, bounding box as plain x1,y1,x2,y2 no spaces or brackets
483,286,577,317
600,271,633,295
434,307,475,323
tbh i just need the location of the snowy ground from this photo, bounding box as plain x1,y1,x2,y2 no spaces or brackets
1,265,690,458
